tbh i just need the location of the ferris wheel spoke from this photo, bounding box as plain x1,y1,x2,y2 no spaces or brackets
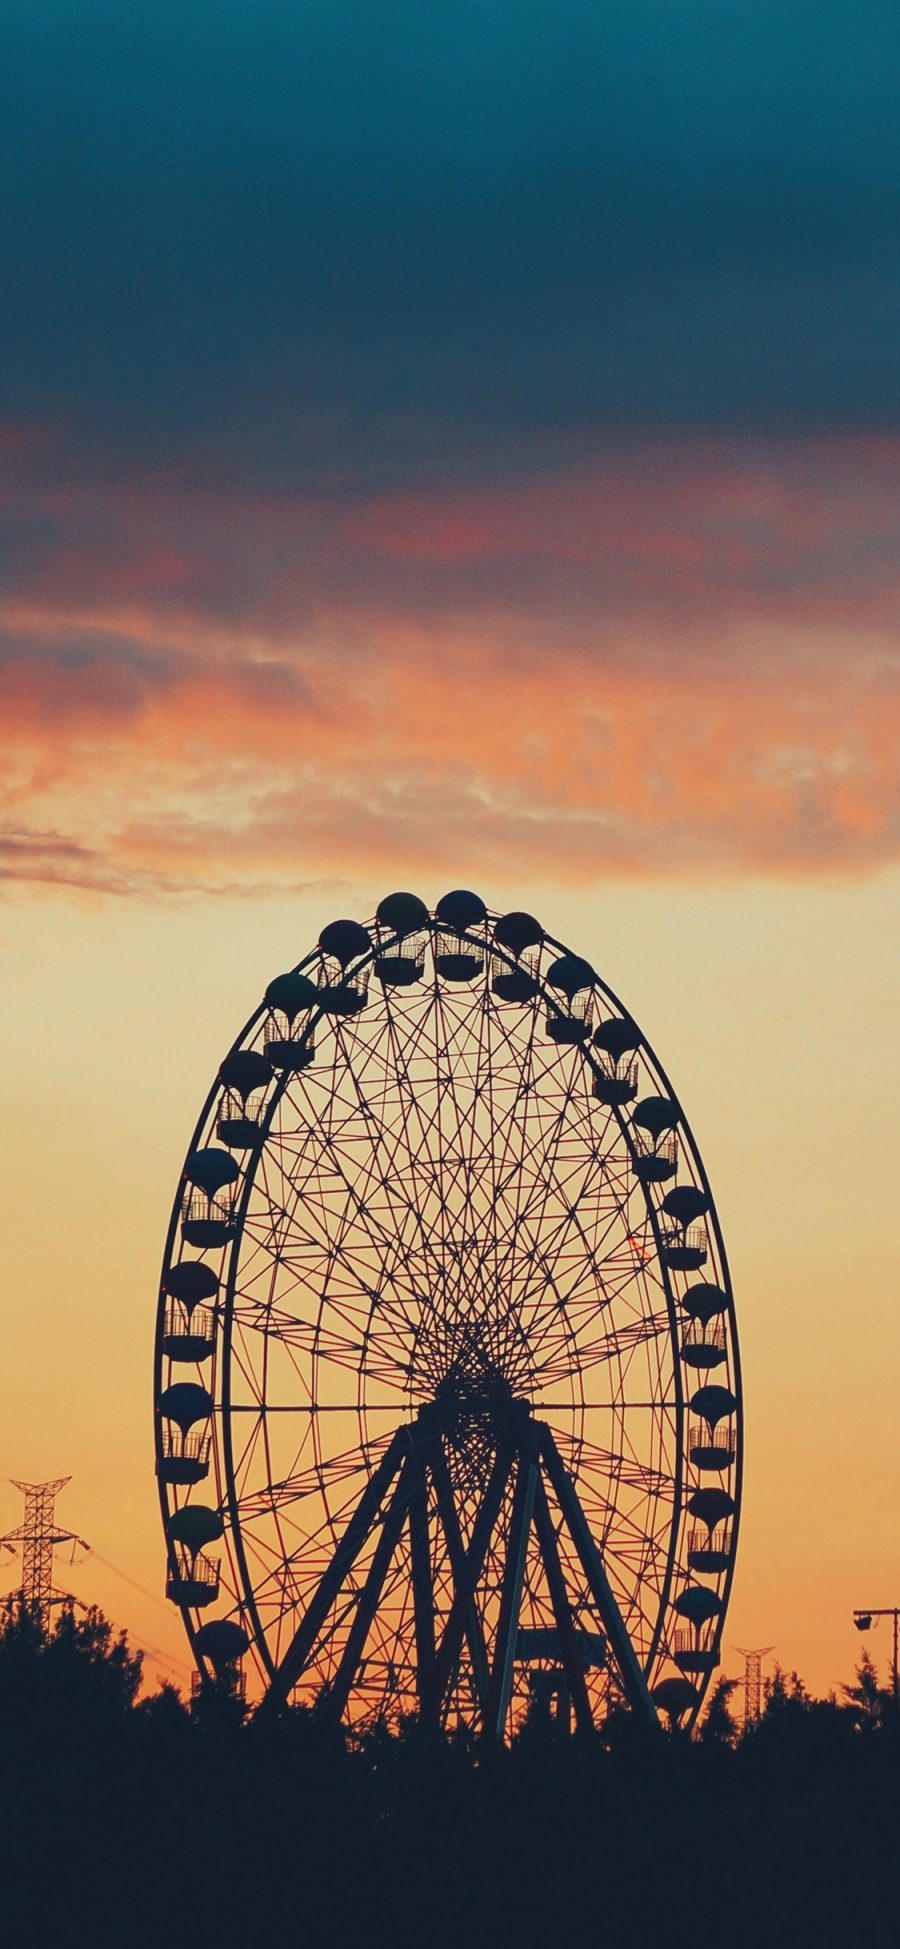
308,1028,457,1345
531,1398,670,1410
427,987,478,1291
484,994,540,1220
317,1084,432,1280
488,1077,571,1221
375,998,452,1238
518,1248,659,1379
439,991,545,1347
486,1105,608,1348
234,1429,392,1520
232,1307,365,1365
445,979,499,1240
242,1140,433,1359
535,1308,671,1379
495,1091,572,1263
500,1147,638,1304
580,1486,675,1575
551,1427,675,1499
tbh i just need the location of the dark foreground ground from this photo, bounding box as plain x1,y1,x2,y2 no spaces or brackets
1,1606,898,1948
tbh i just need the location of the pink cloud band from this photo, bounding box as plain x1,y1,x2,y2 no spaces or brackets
1,433,898,895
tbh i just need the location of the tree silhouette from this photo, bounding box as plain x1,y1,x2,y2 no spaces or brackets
0,1592,144,1737
842,1647,890,1731
0,1613,898,1948
699,1675,739,1744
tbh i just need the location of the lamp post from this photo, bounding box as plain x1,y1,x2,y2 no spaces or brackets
853,1608,900,1708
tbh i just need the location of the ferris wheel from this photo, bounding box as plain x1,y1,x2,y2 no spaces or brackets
154,891,741,1735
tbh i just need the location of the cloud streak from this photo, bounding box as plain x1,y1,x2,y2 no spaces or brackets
1,436,898,896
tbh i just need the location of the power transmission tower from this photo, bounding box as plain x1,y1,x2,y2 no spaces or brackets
0,1478,79,1627
735,1644,774,1724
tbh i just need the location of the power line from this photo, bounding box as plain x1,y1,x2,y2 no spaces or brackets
83,1546,175,1615
68,1547,192,1675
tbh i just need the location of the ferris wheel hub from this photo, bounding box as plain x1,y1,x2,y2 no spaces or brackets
414,1366,533,1464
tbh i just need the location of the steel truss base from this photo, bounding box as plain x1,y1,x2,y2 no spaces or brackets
265,1410,658,1736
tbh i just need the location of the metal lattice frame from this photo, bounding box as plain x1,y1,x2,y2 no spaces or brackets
1,1479,74,1624
154,900,742,1735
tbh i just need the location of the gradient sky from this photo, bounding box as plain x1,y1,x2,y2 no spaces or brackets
1,2,899,1700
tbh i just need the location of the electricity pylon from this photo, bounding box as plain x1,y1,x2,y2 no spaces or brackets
735,1644,775,1724
0,1478,79,1627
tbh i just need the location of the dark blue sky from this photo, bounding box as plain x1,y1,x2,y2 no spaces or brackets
2,1,899,489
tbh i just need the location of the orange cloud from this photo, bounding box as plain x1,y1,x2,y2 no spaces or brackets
1,435,899,895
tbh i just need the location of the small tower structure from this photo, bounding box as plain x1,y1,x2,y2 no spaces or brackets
735,1644,774,1725
0,1478,78,1627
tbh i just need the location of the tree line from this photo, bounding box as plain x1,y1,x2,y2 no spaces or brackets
1,1596,899,1947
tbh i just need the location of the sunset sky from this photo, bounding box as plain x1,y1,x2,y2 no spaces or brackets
1,2,899,1700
